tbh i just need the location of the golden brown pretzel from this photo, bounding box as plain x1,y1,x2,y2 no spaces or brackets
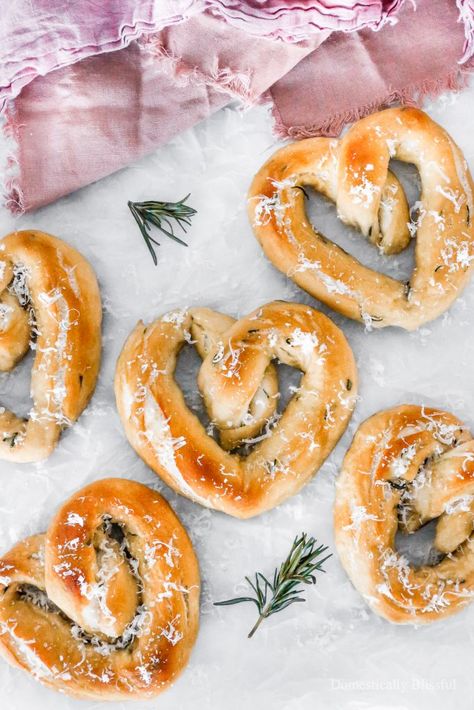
115,301,357,518
334,405,474,624
0,230,101,462
248,107,474,331
0,478,200,700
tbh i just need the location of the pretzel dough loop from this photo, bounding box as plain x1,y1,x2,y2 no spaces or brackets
334,405,474,624
0,478,200,700
249,107,474,330
0,230,101,462
115,301,357,518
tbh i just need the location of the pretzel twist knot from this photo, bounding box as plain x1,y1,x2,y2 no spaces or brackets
115,301,357,518
334,405,474,624
0,478,199,700
0,230,101,462
248,107,474,331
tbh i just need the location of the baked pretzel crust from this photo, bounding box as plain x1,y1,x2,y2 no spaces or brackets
0,230,101,461
334,405,474,623
115,301,357,518
249,108,474,330
0,478,199,699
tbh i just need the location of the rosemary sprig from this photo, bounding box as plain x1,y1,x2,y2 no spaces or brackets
214,533,331,638
127,195,197,265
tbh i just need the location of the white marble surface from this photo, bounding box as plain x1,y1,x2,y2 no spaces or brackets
1,81,474,710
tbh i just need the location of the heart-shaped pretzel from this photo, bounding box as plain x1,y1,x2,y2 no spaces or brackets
0,478,199,700
115,301,357,518
334,405,474,624
248,108,474,331
0,230,101,462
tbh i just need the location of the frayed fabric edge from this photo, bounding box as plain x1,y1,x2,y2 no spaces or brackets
138,34,256,104
270,62,474,139
1,37,259,216
2,104,25,215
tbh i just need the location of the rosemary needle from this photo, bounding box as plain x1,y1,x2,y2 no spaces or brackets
214,533,331,638
128,195,197,265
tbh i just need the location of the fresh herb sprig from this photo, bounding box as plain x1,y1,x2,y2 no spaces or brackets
128,195,197,265
214,533,331,638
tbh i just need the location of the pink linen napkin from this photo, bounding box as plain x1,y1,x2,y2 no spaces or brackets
0,1,197,112
270,0,472,138
0,0,407,112
201,0,406,40
3,0,473,214
4,13,326,213
458,0,474,61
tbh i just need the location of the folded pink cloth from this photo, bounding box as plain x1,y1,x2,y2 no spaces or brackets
458,0,474,61
0,1,194,112
270,0,472,138
2,0,474,213
4,13,324,213
200,0,406,40
0,0,405,111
